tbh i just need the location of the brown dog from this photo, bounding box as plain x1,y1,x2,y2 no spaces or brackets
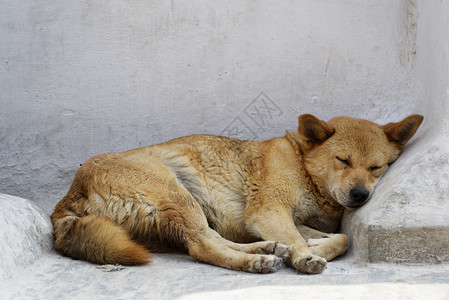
51,114,423,274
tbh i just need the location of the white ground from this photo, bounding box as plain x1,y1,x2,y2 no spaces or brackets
1,193,449,300
1,251,449,299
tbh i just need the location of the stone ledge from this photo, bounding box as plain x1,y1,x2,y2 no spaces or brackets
344,220,449,264
366,226,449,264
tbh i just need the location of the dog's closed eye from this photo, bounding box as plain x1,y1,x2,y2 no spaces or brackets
369,165,385,177
336,157,351,167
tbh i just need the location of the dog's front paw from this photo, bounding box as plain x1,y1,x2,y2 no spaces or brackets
293,254,327,274
247,255,282,274
307,233,349,259
307,237,331,258
255,242,290,258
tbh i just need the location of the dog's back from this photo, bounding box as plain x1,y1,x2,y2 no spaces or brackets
51,135,264,264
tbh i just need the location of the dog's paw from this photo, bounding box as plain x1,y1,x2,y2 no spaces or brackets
247,255,282,274
307,237,331,252
307,237,327,247
255,242,290,258
293,254,327,274
307,234,349,258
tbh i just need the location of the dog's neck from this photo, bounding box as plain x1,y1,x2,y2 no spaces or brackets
285,131,344,217
303,165,345,230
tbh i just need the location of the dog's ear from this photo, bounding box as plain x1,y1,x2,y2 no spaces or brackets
297,114,335,150
382,114,424,147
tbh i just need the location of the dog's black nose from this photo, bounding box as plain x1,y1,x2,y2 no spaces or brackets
350,188,370,204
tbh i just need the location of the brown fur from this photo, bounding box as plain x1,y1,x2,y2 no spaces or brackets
51,114,423,274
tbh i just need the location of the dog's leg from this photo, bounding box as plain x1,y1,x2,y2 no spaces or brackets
208,229,289,257
61,157,282,273
246,208,327,274
117,182,283,273
174,205,283,273
186,227,283,273
151,183,283,273
296,225,349,261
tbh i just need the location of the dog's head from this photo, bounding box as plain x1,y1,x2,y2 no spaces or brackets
292,114,423,209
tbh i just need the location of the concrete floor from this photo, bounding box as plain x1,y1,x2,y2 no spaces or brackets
1,250,449,300
2,194,449,299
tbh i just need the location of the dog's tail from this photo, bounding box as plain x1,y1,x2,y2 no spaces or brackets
51,211,152,265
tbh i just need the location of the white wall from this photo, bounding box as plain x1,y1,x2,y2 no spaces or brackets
342,0,449,263
0,0,442,214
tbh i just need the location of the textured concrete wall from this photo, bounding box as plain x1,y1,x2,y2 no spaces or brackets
0,0,438,217
341,0,449,264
